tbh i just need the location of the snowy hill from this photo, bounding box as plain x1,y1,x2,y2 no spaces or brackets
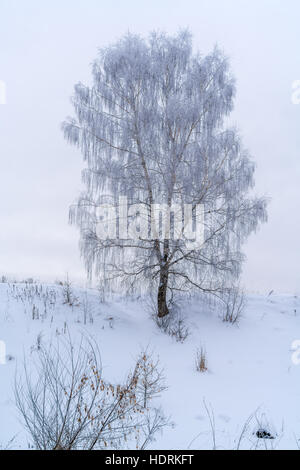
0,280,300,450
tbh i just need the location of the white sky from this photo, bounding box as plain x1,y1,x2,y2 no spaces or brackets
0,0,300,292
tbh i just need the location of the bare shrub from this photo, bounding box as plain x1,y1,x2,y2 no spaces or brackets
30,332,43,354
152,307,170,332
168,316,190,343
150,297,189,343
138,407,170,450
135,349,167,408
62,275,79,307
81,292,94,325
221,286,246,324
15,336,168,450
154,312,189,343
195,347,208,373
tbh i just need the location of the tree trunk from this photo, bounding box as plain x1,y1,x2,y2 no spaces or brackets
157,269,169,318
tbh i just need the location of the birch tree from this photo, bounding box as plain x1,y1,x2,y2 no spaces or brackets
62,30,267,318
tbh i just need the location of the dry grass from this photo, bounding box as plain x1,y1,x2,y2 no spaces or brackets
195,347,208,373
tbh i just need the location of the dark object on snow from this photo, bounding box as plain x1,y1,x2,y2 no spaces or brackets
256,429,275,439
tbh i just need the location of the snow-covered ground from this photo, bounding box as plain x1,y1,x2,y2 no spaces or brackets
0,280,300,450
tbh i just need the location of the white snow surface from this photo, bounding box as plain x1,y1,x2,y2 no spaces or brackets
0,281,300,450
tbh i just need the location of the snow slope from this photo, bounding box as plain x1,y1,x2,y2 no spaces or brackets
0,280,300,450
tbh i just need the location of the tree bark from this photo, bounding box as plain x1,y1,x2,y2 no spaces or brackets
157,268,169,318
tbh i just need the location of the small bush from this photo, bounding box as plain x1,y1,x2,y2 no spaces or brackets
62,275,79,307
81,292,94,325
221,286,245,324
150,297,189,343
15,336,168,450
154,312,189,343
135,349,167,408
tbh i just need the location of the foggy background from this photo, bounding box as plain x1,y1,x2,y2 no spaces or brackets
0,0,299,292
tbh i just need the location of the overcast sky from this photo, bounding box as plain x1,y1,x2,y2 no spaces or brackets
0,0,300,292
